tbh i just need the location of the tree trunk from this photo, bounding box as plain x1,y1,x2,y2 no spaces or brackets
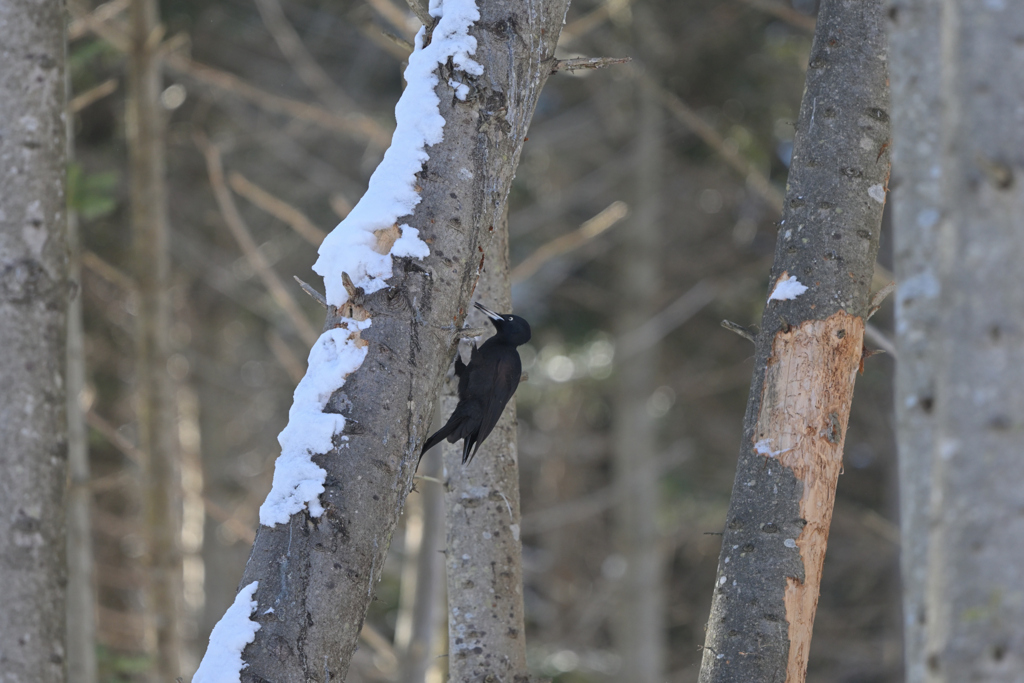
890,2,1024,679
0,1,69,680
126,0,182,678
221,2,570,680
886,2,942,681
698,0,890,680
443,205,532,682
612,76,664,683
66,65,99,683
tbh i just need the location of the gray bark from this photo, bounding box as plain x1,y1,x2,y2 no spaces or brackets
236,2,569,679
611,77,664,683
886,2,941,681
890,2,1024,679
126,0,182,678
0,0,69,680
66,69,98,683
443,205,531,682
698,0,890,680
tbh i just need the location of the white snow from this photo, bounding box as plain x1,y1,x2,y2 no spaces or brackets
260,319,371,526
312,0,482,307
768,274,809,302
754,438,793,458
867,183,886,204
193,582,261,683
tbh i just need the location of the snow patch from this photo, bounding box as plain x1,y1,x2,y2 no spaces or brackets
768,274,808,302
868,184,886,204
260,319,371,526
193,582,261,683
312,0,482,306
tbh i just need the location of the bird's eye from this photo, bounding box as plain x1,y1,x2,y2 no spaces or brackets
507,316,513,321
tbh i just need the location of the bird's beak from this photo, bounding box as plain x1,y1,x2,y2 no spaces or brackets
474,302,504,322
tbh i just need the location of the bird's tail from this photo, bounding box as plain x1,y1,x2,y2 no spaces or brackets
419,419,459,463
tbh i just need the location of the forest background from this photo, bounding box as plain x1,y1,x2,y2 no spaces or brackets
63,0,901,680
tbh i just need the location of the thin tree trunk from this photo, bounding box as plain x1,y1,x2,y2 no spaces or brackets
224,2,570,680
890,2,1024,679
698,0,890,680
443,204,532,682
66,70,99,683
126,0,182,678
886,2,942,681
0,1,69,680
612,76,664,683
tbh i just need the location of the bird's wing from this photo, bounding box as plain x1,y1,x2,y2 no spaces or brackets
455,343,477,399
465,352,521,463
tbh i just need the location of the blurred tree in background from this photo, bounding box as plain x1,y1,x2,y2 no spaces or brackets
64,0,902,680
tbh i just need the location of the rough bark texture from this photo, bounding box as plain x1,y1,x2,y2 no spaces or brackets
126,0,183,678
886,1,941,681
237,2,570,679
612,76,664,683
890,2,1024,680
697,1,890,680
443,205,531,682
0,1,69,680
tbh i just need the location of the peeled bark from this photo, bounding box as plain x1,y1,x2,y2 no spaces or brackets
698,1,890,680
235,2,569,679
126,0,182,678
0,1,69,680
443,205,531,682
890,2,1024,679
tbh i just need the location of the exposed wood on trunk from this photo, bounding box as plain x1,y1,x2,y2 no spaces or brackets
233,1,569,679
0,1,69,679
126,0,183,677
891,1,1024,679
698,0,890,680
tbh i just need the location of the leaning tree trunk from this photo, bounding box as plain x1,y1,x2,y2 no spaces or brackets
206,1,571,680
698,1,890,681
890,2,1024,679
127,0,183,679
0,1,69,681
443,205,532,682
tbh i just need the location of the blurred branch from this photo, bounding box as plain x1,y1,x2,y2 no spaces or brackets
195,132,320,346
66,0,392,147
619,279,718,359
85,409,142,464
551,56,631,74
254,0,359,113
365,0,417,41
330,192,354,219
654,80,785,214
864,322,896,359
82,250,137,294
228,171,327,246
559,0,635,44
511,201,628,283
266,329,306,384
737,0,816,32
70,78,119,113
67,0,129,41
403,0,433,29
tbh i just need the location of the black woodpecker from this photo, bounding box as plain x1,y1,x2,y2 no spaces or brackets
421,302,532,464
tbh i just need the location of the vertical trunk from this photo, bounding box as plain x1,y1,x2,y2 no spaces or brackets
66,78,99,683
0,1,69,680
891,2,1024,679
698,0,890,680
126,0,182,678
395,450,444,683
611,77,664,683
443,205,532,682
886,2,941,681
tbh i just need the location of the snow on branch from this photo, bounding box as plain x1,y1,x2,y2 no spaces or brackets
193,582,261,683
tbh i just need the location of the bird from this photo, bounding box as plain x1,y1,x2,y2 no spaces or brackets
420,302,532,465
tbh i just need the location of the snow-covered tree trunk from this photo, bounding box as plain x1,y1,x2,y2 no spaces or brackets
194,1,570,680
443,205,532,682
0,1,69,680
126,0,183,678
698,0,890,680
890,2,1024,679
